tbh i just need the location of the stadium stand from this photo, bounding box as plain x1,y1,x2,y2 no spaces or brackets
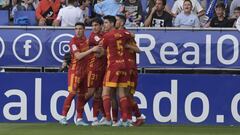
0,10,9,25
14,11,37,25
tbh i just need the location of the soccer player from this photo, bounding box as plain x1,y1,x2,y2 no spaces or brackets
85,17,107,126
115,14,145,126
100,15,132,127
59,22,101,126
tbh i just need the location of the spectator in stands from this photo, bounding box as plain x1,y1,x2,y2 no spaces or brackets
229,7,240,27
174,0,200,28
36,0,61,26
146,0,172,15
171,0,205,17
229,0,240,17
94,0,123,17
11,0,35,18
32,0,39,9
60,0,66,8
236,16,240,30
206,3,231,28
146,0,155,12
0,0,9,10
233,7,240,19
12,0,39,9
53,0,83,27
79,0,91,25
144,0,172,27
123,0,143,27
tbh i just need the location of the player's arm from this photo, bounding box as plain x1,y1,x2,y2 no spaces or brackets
126,44,140,53
95,40,105,58
74,46,101,60
95,46,105,58
70,40,101,60
130,32,135,38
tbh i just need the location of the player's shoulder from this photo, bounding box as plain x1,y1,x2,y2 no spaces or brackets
72,36,79,40
100,31,105,36
118,29,131,35
123,30,131,35
103,32,112,38
70,36,77,44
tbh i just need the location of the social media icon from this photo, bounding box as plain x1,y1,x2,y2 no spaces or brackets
51,34,73,63
0,37,5,59
13,33,42,63
23,40,32,57
58,41,70,56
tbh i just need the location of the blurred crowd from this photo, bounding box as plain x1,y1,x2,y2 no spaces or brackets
0,0,239,28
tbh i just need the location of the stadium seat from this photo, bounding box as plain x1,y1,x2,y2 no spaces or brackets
141,0,148,13
167,0,175,8
14,11,37,26
0,10,9,25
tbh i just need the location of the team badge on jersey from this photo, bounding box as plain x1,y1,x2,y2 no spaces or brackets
94,36,101,42
72,44,77,51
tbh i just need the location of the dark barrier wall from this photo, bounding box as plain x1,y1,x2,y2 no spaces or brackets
1,73,240,125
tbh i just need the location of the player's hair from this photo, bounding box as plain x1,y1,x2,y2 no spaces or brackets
155,0,166,6
116,14,126,25
75,22,85,29
183,0,193,7
91,17,103,25
215,3,225,10
234,6,240,11
103,15,116,26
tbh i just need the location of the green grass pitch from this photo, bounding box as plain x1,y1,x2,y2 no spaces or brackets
0,123,239,135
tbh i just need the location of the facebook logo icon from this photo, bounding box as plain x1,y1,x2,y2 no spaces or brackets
23,40,32,57
13,33,42,63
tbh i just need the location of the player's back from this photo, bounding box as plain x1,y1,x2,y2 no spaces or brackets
125,38,137,69
103,29,130,70
118,29,137,69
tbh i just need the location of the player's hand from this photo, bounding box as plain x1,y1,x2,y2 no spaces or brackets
125,44,130,49
95,47,104,58
91,46,101,53
94,45,104,57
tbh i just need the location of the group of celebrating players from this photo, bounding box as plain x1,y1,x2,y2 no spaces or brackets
59,15,144,127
